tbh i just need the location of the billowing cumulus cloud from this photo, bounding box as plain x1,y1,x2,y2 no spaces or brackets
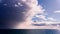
21,0,60,24
17,0,45,23
14,0,45,29
14,0,60,29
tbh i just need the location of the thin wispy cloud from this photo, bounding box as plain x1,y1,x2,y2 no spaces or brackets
54,10,60,13
47,17,56,21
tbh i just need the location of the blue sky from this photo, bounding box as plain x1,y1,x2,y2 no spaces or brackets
37,0,60,22
32,0,60,23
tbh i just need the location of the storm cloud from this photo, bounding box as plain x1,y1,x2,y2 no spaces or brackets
0,0,45,29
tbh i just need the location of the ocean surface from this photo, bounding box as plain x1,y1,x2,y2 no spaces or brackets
0,29,60,34
27,29,60,34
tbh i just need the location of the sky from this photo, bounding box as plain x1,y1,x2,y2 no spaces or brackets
32,0,60,24
0,0,60,25
38,0,60,20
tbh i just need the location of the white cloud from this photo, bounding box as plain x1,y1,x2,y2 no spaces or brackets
22,0,45,22
47,17,56,21
54,10,60,13
22,0,26,2
15,0,47,28
14,2,23,7
35,15,47,20
42,21,60,24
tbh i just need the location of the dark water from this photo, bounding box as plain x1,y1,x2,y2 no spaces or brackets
0,29,60,34
27,29,59,34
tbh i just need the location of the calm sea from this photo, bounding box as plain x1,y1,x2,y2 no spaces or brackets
0,29,60,34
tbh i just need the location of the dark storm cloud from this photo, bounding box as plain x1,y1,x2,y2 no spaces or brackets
0,0,30,28
0,0,30,21
0,0,44,29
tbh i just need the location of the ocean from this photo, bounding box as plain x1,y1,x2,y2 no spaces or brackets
0,29,60,34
